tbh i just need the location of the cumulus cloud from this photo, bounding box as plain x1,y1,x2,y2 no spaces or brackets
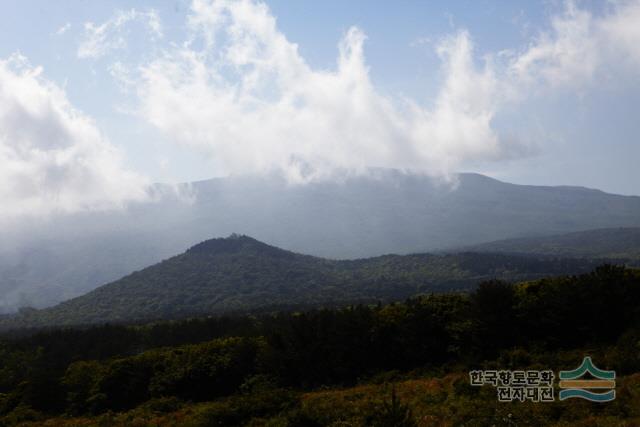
99,0,640,183
508,0,640,88
78,9,162,59
0,54,149,220
115,0,512,182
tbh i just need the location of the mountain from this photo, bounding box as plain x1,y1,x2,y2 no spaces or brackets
1,234,608,329
2,170,640,310
462,227,640,261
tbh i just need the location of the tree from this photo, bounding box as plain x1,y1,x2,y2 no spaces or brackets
366,387,417,427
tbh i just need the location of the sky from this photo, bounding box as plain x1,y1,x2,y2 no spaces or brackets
1,0,640,220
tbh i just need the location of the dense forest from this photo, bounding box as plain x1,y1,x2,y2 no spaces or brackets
1,235,612,330
0,265,639,426
6,171,640,312
465,227,640,261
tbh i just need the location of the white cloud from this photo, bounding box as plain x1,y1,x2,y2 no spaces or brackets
508,0,640,88
509,2,597,88
105,0,640,183
78,9,162,59
121,0,510,182
0,54,149,220
599,0,640,68
55,23,71,36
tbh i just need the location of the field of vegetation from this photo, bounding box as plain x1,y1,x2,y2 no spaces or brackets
1,265,639,426
2,235,607,329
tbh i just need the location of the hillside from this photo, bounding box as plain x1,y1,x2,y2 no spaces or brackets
462,227,640,261
2,234,609,329
3,171,640,311
1,266,640,425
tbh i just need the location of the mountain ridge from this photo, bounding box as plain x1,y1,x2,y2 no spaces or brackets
0,234,615,330
2,170,640,311
459,227,640,261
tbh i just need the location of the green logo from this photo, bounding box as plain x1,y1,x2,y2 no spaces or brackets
558,357,615,402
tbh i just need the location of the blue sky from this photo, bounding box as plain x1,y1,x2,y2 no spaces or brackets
0,0,639,219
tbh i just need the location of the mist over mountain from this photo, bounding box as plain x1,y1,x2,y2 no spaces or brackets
2,234,606,329
2,170,640,312
461,227,640,261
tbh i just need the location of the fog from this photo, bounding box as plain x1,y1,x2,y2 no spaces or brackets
2,170,640,312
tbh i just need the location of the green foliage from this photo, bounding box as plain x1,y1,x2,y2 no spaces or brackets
0,265,638,425
61,337,265,414
364,387,417,427
62,360,105,415
147,337,264,402
185,389,297,427
2,236,603,329
470,280,518,358
468,227,640,262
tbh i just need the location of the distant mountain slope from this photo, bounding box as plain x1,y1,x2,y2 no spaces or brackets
2,235,607,329
3,170,640,310
462,227,640,261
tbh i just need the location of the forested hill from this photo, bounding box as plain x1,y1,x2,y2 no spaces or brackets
3,235,609,329
5,171,640,312
462,227,640,261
